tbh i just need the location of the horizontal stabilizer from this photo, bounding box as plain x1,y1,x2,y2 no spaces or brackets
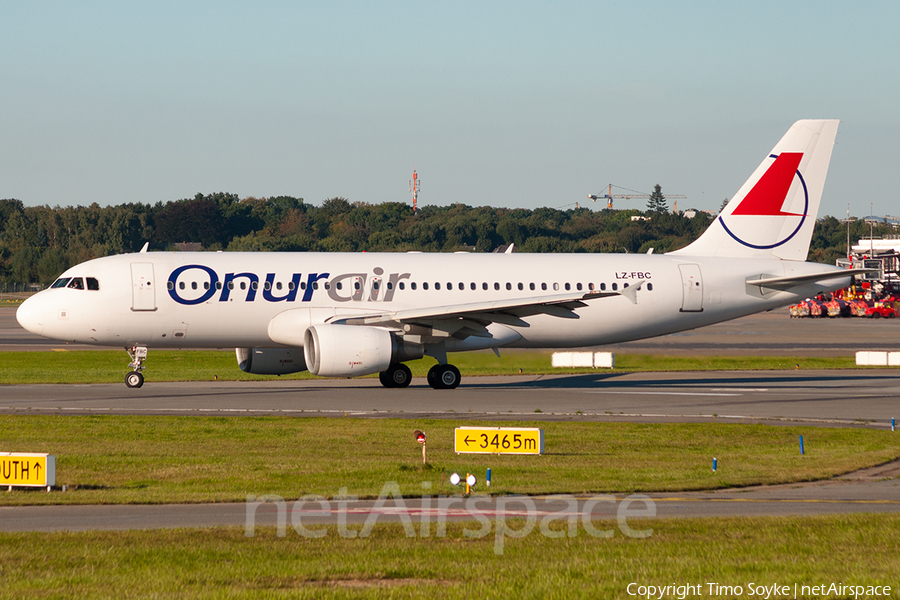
746,268,871,291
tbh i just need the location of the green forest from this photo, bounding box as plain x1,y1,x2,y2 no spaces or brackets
0,192,892,286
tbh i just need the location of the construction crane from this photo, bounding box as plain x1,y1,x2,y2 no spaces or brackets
588,184,687,210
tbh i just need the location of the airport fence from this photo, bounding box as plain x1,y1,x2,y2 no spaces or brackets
0,283,43,302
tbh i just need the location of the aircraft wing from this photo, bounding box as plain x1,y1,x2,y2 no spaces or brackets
334,283,644,337
746,269,872,291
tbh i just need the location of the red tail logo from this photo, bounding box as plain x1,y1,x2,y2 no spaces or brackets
731,152,805,216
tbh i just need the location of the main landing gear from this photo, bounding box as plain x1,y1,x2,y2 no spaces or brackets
376,362,461,389
379,363,412,388
426,364,461,390
125,345,148,388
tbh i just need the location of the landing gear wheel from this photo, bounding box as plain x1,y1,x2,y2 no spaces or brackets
125,371,144,388
379,364,412,388
427,364,461,390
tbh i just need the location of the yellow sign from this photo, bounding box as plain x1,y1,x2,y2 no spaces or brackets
1,453,56,488
454,427,544,455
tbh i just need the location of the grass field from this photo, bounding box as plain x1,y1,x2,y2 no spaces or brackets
0,349,870,384
2,416,897,506
1,515,898,599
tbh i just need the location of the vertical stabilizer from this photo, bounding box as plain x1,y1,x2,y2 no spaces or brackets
672,119,839,261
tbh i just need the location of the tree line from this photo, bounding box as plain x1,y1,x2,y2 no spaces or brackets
0,192,891,285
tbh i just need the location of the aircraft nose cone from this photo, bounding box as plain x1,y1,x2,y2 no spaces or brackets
16,296,44,336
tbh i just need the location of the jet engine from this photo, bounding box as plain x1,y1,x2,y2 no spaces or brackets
235,347,307,375
303,324,423,377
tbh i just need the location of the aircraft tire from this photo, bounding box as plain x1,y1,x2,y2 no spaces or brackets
379,364,412,388
427,365,439,388
125,371,144,388
428,364,460,390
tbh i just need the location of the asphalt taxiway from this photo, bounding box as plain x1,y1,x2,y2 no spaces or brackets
2,370,899,428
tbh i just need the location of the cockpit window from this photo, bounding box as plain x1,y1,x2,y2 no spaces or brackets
51,278,71,289
67,277,85,290
86,277,100,291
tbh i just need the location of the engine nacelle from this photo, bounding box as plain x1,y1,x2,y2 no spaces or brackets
303,324,423,377
236,347,307,375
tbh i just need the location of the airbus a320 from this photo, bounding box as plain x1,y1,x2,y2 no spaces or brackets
16,120,861,389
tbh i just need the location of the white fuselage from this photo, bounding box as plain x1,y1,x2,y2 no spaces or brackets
16,250,849,351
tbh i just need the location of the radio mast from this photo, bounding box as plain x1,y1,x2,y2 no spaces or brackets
409,170,420,214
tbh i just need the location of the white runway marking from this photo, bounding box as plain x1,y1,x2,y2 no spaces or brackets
585,390,741,397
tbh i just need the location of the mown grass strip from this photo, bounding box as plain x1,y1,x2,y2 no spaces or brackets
0,349,867,384
1,416,897,506
1,515,898,599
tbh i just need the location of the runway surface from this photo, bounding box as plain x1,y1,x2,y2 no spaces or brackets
2,370,899,428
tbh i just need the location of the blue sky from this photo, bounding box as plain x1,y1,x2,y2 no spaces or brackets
2,1,898,218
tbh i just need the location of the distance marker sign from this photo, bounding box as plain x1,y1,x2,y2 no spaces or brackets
454,427,544,455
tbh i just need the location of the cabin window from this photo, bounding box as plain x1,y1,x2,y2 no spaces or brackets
179,282,186,290
482,282,487,290
324,282,330,290
647,283,653,291
216,282,223,290
494,282,500,290
612,283,618,291
191,282,198,290
276,282,282,290
600,283,606,291
203,282,209,290
435,282,441,290
541,283,547,291
398,282,404,290
354,281,360,290
251,282,258,290
167,281,174,291
264,281,271,291
517,283,524,291
588,283,594,290
506,283,512,291
529,283,535,291
576,283,582,291
411,282,417,290
423,282,429,290
373,281,380,290
553,283,559,291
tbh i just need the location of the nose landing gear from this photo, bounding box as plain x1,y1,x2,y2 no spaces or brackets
125,345,148,388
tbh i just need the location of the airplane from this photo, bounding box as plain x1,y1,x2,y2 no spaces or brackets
16,119,865,390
